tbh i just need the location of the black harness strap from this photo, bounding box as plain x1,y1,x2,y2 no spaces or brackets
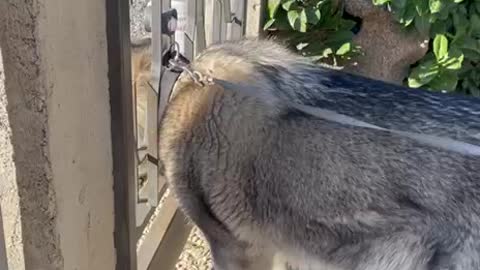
158,69,179,121
156,0,205,123
154,6,184,123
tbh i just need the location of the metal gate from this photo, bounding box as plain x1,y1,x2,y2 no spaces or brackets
106,1,263,270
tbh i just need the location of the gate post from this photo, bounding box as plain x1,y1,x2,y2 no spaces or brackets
0,0,116,269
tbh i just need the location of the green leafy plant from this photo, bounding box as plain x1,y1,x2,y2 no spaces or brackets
372,0,480,96
408,34,464,92
264,0,363,66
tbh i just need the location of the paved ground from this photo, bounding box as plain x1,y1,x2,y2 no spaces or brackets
129,1,213,269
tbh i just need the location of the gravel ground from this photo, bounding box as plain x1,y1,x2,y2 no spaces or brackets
129,1,213,269
175,228,213,270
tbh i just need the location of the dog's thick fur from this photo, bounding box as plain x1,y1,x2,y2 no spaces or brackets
140,38,480,270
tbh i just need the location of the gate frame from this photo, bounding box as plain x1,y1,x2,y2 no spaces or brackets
106,1,265,269
106,0,137,269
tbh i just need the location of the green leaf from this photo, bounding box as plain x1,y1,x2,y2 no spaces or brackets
430,19,447,36
287,10,300,30
287,9,308,32
440,48,464,70
400,3,417,26
282,0,297,11
427,72,458,92
372,0,390,5
299,8,308,32
408,59,440,88
429,0,444,13
305,7,321,25
335,42,352,55
463,50,480,62
415,0,429,15
391,0,408,10
436,4,451,20
322,47,334,57
458,38,480,61
323,30,354,48
452,12,468,37
267,0,282,18
414,15,431,35
299,40,329,57
263,18,276,30
433,34,448,60
471,14,480,38
315,0,326,8
269,9,292,30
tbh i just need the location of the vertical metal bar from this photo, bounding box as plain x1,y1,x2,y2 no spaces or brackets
245,0,266,38
211,0,224,43
171,0,194,60
195,0,207,54
151,0,163,95
134,0,163,227
184,0,195,60
106,0,137,268
171,0,187,55
227,0,245,40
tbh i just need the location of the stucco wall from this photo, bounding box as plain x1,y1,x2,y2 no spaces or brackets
0,42,26,270
0,0,116,269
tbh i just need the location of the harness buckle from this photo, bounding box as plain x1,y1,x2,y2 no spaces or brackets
162,41,212,87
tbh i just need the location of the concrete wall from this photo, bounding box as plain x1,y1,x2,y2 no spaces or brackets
0,0,116,269
0,38,27,270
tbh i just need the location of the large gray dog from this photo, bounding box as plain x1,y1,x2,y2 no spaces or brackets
155,39,480,270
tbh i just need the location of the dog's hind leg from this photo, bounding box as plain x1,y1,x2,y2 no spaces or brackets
327,232,431,270
207,232,279,270
170,177,277,270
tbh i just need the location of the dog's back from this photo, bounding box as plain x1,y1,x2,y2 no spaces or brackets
157,39,480,270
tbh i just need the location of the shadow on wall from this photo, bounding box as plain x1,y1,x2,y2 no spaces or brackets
0,205,8,270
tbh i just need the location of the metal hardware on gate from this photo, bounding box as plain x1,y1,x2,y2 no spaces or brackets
226,0,245,40
221,0,242,25
161,42,190,72
209,0,245,44
162,9,178,35
144,6,178,35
